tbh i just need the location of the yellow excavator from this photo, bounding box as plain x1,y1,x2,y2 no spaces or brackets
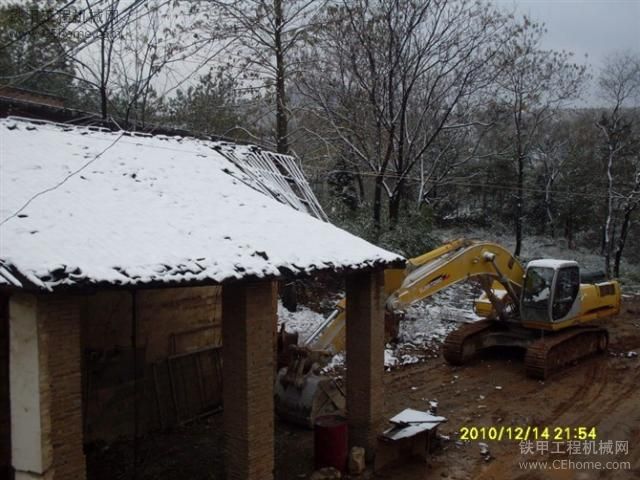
275,239,621,426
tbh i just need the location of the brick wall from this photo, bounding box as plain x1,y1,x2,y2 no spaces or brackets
82,286,222,442
0,86,65,107
223,281,276,480
37,295,85,480
0,295,10,479
137,287,222,361
83,286,221,363
6,287,222,479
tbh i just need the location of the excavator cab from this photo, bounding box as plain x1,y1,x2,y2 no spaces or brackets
521,260,581,325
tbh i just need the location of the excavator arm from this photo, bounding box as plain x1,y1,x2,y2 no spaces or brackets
305,239,526,351
386,240,525,316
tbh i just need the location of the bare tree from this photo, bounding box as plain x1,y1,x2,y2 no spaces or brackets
596,52,640,276
613,156,640,277
198,0,326,153
71,0,203,125
299,0,510,231
111,1,199,126
80,0,128,119
492,16,587,256
533,121,572,238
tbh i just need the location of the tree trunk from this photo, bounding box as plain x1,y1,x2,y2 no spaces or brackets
564,214,574,249
514,153,524,257
389,180,404,228
545,178,555,238
274,0,288,154
100,86,108,121
603,149,615,276
356,172,365,203
373,175,383,233
100,35,108,120
613,205,633,278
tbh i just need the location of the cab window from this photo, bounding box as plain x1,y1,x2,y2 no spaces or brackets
522,267,555,309
552,267,579,320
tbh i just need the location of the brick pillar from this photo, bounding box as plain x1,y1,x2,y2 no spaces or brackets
222,281,276,480
0,295,10,478
346,270,385,460
9,293,85,480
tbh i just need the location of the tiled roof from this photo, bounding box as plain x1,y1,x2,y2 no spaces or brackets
0,117,403,290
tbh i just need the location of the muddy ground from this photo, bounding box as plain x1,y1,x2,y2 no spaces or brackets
88,298,640,480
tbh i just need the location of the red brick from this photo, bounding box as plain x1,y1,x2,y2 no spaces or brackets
222,281,276,480
346,270,385,460
37,295,86,480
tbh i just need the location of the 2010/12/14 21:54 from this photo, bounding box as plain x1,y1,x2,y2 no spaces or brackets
459,426,598,441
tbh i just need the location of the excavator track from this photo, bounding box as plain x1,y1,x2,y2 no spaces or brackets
443,320,497,365
524,327,609,380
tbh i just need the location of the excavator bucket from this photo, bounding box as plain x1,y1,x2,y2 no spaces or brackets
274,346,345,428
275,371,345,428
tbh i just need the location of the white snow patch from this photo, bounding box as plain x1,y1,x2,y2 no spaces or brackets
385,349,399,368
277,301,326,343
321,352,345,373
377,282,484,368
399,283,483,345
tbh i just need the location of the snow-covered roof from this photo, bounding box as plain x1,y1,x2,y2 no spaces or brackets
0,117,404,291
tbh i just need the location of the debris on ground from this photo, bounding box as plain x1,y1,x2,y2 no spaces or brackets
348,447,366,476
478,442,492,461
310,467,342,480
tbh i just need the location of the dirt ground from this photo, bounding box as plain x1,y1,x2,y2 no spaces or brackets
380,298,640,480
88,297,640,480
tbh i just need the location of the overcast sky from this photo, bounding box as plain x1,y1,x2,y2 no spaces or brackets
495,0,640,105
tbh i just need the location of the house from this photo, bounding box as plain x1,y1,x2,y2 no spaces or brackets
0,86,66,109
0,117,404,480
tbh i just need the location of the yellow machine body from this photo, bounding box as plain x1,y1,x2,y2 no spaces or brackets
305,239,621,351
280,239,622,427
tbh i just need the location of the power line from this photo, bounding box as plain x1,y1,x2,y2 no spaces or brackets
21,122,622,202
302,165,627,201
0,132,125,226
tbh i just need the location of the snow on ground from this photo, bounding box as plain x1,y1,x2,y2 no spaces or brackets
277,301,325,343
277,282,484,372
384,282,483,369
400,282,483,344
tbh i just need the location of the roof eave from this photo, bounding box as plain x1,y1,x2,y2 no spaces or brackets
0,258,406,294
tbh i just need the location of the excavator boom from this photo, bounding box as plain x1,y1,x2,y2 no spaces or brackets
387,240,525,313
305,239,525,352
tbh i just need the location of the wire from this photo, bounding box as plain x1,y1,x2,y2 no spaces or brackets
0,0,78,52
302,164,623,201
12,119,619,202
0,131,125,226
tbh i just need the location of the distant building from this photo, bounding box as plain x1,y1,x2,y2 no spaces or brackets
0,86,65,108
